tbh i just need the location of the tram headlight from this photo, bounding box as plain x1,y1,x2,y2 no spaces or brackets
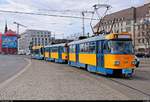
114,61,120,65
132,61,136,65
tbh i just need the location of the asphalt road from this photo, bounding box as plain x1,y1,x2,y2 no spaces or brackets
95,64,150,100
0,55,28,83
0,55,149,100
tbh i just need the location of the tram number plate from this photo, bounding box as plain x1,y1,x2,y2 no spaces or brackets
122,69,132,74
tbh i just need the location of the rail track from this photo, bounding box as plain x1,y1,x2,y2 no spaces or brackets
31,58,150,99
107,78,150,97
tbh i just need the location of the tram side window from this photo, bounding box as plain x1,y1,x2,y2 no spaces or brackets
70,45,75,53
103,41,110,53
34,49,39,54
46,48,48,52
64,47,68,53
80,43,84,53
44,48,46,52
85,43,89,53
60,47,64,52
89,42,96,53
80,43,88,53
80,42,96,53
52,47,58,52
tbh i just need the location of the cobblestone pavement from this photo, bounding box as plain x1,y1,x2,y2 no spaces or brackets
0,59,128,100
0,55,28,83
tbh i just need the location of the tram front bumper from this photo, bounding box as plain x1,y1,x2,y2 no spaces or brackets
122,68,133,74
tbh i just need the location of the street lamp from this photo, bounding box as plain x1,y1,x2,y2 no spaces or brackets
13,22,27,55
13,21,27,36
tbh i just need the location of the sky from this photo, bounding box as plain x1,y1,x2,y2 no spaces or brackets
0,0,145,38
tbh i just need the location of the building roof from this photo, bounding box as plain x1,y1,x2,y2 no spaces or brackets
45,43,67,48
94,3,150,29
94,7,135,29
136,3,150,19
5,29,17,36
25,29,51,33
105,7,135,21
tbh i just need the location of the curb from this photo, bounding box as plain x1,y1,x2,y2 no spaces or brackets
0,58,32,90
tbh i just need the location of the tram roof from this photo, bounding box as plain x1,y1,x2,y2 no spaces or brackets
44,43,66,48
68,32,131,45
68,35,105,45
32,46,43,50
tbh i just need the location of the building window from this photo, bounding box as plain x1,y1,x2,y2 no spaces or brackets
49,38,52,41
42,38,44,43
121,22,123,26
126,20,131,25
142,32,145,36
142,39,145,43
45,40,47,43
117,23,119,27
35,38,37,42
120,28,123,32
138,32,140,37
138,39,141,43
126,27,131,32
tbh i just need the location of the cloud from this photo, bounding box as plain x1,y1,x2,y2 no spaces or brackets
0,0,145,38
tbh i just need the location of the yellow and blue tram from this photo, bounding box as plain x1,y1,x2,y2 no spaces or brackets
68,32,136,76
31,32,136,77
44,43,68,63
31,46,44,60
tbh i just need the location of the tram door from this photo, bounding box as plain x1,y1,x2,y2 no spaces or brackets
59,47,62,60
40,48,43,57
76,44,79,64
97,41,104,68
49,47,51,59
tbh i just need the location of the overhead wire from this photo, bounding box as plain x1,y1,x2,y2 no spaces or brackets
0,9,99,20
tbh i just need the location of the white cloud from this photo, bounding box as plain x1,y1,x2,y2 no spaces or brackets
0,0,145,38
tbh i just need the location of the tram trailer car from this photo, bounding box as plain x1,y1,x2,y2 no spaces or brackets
31,46,44,60
68,32,136,77
44,43,68,63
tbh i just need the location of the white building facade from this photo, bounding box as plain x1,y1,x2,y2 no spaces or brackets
18,29,53,55
145,0,150,4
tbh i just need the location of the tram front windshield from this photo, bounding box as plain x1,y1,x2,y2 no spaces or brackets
33,49,40,55
108,40,134,54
